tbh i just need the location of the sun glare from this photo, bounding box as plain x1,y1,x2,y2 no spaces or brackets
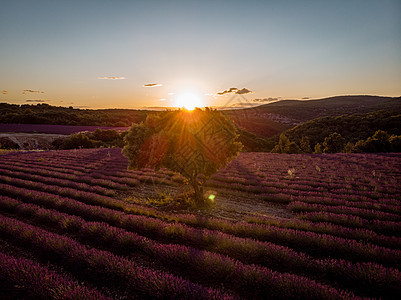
174,92,204,110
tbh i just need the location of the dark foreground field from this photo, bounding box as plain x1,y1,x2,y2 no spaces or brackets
0,149,400,299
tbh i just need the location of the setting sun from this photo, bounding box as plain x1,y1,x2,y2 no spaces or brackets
174,92,204,110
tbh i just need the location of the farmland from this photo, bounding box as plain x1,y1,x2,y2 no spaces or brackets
0,123,129,135
0,148,400,299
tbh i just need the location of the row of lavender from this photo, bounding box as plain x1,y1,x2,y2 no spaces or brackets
2,149,399,203
53,149,401,234
1,195,362,299
0,187,397,298
0,214,232,299
0,191,361,297
1,182,401,268
1,149,400,241
0,252,111,300
0,149,399,251
0,149,398,254
1,163,400,254
0,149,177,189
1,149,401,298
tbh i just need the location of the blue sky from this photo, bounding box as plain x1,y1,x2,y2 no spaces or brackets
1,0,400,108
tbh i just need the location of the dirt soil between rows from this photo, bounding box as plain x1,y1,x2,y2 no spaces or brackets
117,183,294,222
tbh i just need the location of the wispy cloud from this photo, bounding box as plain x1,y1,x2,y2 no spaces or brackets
1,90,8,95
25,99,48,103
143,83,163,87
217,87,252,95
98,76,125,80
23,89,45,95
159,98,167,101
253,97,279,103
302,97,310,100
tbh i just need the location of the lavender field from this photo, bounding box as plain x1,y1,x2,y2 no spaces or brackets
0,123,129,135
0,148,400,299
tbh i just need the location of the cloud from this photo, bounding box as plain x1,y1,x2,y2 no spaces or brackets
217,87,252,95
98,76,125,80
143,83,163,87
23,89,45,95
1,90,8,95
217,87,238,95
159,98,167,101
236,88,252,95
25,99,48,103
253,97,279,103
302,97,310,100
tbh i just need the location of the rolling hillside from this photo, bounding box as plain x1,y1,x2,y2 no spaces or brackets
253,95,401,122
275,109,401,148
223,95,400,139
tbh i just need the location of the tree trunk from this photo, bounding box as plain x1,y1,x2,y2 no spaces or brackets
192,180,204,207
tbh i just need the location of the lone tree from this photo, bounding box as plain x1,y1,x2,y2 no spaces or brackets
123,108,242,206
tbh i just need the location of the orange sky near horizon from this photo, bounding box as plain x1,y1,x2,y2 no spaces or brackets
1,0,400,109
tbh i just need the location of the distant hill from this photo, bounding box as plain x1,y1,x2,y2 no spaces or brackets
253,95,401,122
223,95,400,139
275,109,401,148
223,109,292,138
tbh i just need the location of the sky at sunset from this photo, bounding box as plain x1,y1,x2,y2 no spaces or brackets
1,0,400,109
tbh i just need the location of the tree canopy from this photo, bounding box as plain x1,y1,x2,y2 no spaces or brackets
123,108,243,206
